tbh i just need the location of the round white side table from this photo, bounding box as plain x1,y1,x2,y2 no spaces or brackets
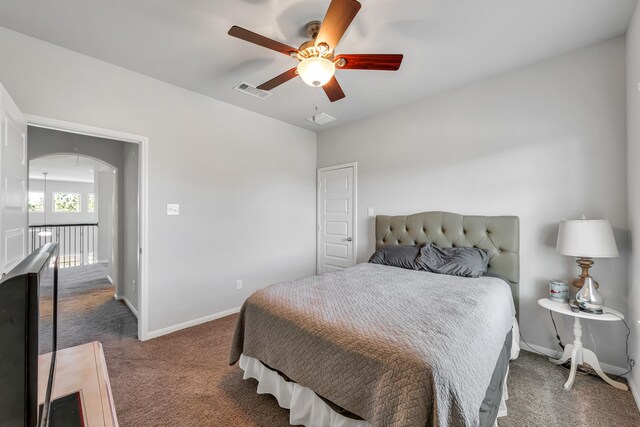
537,298,628,391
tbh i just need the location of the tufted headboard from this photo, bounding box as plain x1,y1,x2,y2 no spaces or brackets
376,212,520,316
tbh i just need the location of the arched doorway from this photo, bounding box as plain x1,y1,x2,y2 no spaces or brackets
29,153,115,270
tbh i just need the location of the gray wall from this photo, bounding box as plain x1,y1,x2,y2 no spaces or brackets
318,37,629,369
626,2,640,396
27,126,137,301
0,26,317,336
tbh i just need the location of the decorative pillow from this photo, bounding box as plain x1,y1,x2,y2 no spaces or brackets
415,243,489,277
368,245,421,270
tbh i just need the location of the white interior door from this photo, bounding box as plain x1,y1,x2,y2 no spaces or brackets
317,163,356,273
0,84,28,275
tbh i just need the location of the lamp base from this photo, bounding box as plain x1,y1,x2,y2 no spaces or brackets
575,276,604,315
576,301,603,314
571,257,599,289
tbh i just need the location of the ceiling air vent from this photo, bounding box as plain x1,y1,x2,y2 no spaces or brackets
233,81,272,99
307,112,336,125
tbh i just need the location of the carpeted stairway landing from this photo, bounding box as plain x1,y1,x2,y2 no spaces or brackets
57,265,640,426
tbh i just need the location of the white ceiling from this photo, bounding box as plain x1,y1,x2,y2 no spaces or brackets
30,154,112,183
0,0,636,131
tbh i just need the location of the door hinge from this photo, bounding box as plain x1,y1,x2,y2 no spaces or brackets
139,248,142,254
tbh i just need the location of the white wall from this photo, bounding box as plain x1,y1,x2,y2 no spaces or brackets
0,27,317,335
28,178,96,225
318,37,629,368
97,170,116,283
626,2,640,401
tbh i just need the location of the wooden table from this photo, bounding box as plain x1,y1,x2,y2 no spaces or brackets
38,341,119,426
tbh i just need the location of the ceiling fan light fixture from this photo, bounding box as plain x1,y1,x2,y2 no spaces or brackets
297,57,335,87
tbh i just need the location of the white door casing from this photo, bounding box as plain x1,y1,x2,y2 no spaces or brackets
317,163,357,273
0,84,28,275
26,114,149,341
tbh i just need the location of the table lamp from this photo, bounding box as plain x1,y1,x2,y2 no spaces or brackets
556,218,619,314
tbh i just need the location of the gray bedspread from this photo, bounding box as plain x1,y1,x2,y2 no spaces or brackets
230,263,515,427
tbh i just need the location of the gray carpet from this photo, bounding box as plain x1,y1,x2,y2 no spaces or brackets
56,265,640,426
500,351,639,426
56,263,138,350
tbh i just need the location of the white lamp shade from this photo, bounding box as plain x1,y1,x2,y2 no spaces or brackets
556,219,619,258
297,57,335,87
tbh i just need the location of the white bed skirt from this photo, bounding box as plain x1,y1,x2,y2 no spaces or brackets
239,319,521,427
239,354,369,427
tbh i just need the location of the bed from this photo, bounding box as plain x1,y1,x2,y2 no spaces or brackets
230,211,520,427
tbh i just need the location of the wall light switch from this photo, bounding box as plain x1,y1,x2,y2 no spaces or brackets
167,204,180,216
367,207,375,217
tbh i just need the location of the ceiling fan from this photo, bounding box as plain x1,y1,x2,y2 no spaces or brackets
228,0,403,102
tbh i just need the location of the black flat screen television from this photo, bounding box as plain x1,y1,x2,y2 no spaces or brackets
0,243,59,427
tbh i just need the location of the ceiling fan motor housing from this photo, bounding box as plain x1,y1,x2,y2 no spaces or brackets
305,21,322,40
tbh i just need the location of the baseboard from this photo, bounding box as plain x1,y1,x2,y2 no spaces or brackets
122,297,139,318
520,342,629,376
112,293,138,318
145,306,241,340
107,275,114,285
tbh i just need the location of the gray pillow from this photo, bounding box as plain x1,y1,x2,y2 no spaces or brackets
368,245,421,270
415,243,489,277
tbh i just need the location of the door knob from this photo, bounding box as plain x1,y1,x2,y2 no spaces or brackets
346,237,352,242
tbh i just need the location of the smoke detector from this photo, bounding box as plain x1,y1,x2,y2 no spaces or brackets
307,112,336,125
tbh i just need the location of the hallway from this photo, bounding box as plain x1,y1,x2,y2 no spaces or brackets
56,263,137,350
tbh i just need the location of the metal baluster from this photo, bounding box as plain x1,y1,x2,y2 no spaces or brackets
88,225,91,264
93,224,96,264
65,226,68,267
80,225,84,265
89,225,92,264
94,224,97,264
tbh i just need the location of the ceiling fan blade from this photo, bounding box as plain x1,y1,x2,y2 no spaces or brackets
322,76,346,102
257,67,299,91
335,54,403,71
315,0,362,51
228,26,298,57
